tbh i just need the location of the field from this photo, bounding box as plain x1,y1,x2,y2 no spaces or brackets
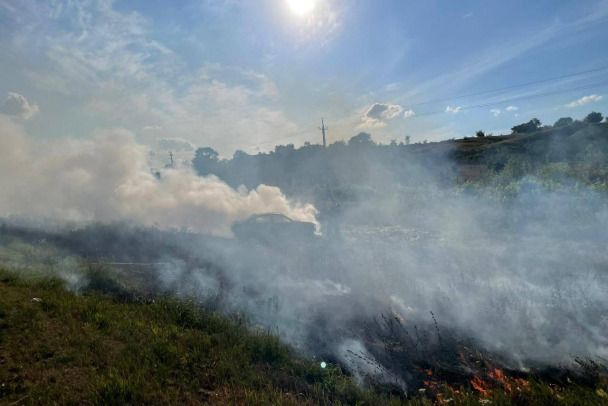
1,231,608,405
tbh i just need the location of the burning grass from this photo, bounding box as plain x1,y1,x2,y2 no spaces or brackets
2,231,608,405
0,266,396,405
0,264,607,405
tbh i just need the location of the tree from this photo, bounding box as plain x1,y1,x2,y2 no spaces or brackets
584,111,604,124
233,149,248,160
405,135,411,145
274,144,295,155
193,147,220,176
348,132,375,146
194,147,219,161
476,130,485,138
511,118,541,134
553,117,573,127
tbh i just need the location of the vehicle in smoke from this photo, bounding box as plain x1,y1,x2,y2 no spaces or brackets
231,213,316,243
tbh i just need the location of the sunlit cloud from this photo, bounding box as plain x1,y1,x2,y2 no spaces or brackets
445,106,462,114
566,94,603,108
143,125,162,131
366,103,403,120
505,106,518,111
490,109,501,117
359,103,403,128
403,109,415,118
286,0,317,16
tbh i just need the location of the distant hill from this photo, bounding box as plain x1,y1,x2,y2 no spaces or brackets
189,121,608,202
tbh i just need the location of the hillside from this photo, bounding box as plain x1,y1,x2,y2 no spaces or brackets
0,266,390,405
190,122,608,203
2,233,608,405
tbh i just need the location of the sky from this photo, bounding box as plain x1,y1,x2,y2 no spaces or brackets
1,0,608,157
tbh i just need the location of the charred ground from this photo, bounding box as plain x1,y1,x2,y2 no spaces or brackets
3,114,608,405
1,223,608,405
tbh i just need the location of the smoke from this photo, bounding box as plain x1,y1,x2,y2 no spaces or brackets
3,112,608,390
0,115,316,236
124,171,608,386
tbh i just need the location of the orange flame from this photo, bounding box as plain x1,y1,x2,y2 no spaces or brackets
470,376,489,397
391,309,405,324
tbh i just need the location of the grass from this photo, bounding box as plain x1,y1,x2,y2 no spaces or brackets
0,267,400,405
1,239,608,405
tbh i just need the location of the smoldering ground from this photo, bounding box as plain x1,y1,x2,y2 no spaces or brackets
2,115,608,392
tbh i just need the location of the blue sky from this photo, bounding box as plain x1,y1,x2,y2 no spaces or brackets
1,0,608,156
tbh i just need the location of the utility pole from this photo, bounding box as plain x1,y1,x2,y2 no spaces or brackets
318,118,328,147
169,151,175,168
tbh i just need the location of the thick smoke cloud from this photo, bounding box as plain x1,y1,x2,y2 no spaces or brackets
136,170,608,388
0,115,316,236
4,112,608,391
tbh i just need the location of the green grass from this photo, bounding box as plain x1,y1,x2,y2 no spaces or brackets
0,267,402,405
1,256,607,404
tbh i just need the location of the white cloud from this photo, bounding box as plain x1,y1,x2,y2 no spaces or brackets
445,106,462,114
358,119,387,129
164,77,299,153
158,137,195,152
1,92,40,119
566,94,603,108
403,109,415,118
383,82,402,92
490,109,501,117
0,1,301,155
359,103,404,128
143,125,162,131
365,103,403,120
506,106,518,111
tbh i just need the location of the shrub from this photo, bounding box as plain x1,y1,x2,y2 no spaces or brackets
512,118,541,133
95,373,143,405
584,112,603,123
554,117,573,127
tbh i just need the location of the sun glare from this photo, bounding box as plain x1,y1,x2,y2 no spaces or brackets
286,0,317,16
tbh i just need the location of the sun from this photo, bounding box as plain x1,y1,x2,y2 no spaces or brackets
286,0,317,16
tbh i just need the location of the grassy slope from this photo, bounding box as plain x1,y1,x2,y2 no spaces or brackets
0,267,403,406
412,122,608,163
1,268,608,406
1,235,608,405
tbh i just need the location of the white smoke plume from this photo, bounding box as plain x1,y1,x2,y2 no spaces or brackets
0,115,316,236
4,112,608,391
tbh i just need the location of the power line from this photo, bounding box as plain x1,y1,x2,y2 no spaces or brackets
203,67,608,153
402,65,608,109
411,80,608,118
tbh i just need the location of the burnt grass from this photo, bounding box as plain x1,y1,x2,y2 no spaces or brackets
1,227,608,405
1,267,608,406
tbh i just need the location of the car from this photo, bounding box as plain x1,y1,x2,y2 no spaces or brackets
231,213,316,243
